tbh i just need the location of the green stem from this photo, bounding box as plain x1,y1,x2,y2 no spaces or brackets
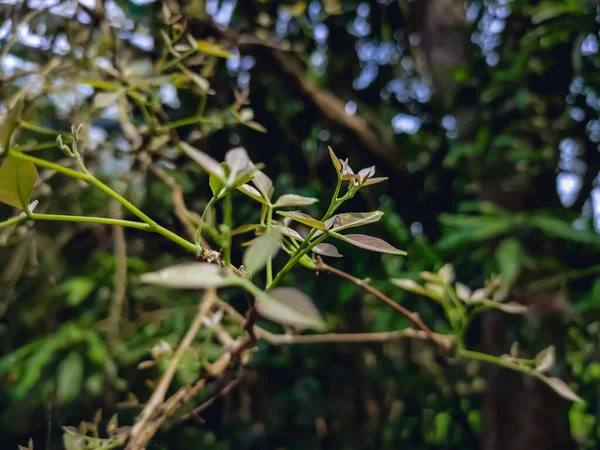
268,233,328,289
197,196,217,247
158,115,236,131
11,151,199,254
223,193,233,265
268,177,344,288
458,348,537,377
0,215,27,229
30,214,152,231
266,205,274,285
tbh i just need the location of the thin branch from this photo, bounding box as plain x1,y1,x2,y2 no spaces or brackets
125,289,216,450
108,200,128,337
316,258,452,350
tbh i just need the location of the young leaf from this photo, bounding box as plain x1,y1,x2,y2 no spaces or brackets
358,166,375,183
495,238,522,288
543,377,583,403
243,229,282,276
196,40,232,58
326,211,383,232
0,153,38,208
237,183,269,205
255,287,326,330
332,233,407,255
179,143,226,181
276,225,304,240
312,243,342,258
273,194,319,208
232,223,263,236
94,91,124,109
455,282,472,301
277,211,327,230
438,264,455,285
391,279,428,296
0,96,24,152
224,147,250,183
484,300,527,314
535,346,555,373
362,177,388,186
251,170,274,200
140,263,232,289
56,352,84,403
209,162,228,198
328,146,342,177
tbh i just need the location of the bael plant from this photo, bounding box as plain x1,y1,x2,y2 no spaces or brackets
0,93,582,450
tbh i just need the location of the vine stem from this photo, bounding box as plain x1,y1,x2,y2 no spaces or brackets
268,177,343,289
10,150,199,254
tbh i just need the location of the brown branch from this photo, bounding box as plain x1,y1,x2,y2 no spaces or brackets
315,258,452,350
269,50,403,172
215,298,453,350
108,200,127,336
125,289,216,450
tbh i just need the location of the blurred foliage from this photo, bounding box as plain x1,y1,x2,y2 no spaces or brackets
1,0,600,449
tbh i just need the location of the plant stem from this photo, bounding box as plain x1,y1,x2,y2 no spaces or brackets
265,205,273,285
458,348,536,377
268,178,344,288
223,193,233,265
0,215,27,229
268,233,328,288
11,151,199,254
30,213,152,230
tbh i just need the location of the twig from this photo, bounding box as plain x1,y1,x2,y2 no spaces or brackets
125,289,216,450
215,299,453,349
108,200,127,337
316,258,451,349
180,378,241,422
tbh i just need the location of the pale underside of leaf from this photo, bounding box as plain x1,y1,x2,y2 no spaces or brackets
255,287,326,331
140,263,232,289
273,194,319,208
332,233,407,255
243,229,282,276
312,243,343,258
180,142,226,180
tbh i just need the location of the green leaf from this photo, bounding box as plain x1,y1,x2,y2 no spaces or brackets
243,229,281,276
237,183,269,205
332,233,407,255
232,223,263,236
56,352,84,403
0,96,24,152
180,143,226,181
535,346,555,373
273,194,319,208
0,153,38,208
140,263,233,289
256,287,326,330
277,211,327,230
495,238,523,289
209,163,228,198
94,90,124,109
328,146,342,177
529,214,600,246
312,243,342,258
196,40,232,58
58,277,96,306
325,211,383,232
543,377,583,403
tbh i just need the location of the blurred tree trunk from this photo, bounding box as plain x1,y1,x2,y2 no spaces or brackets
399,1,575,449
